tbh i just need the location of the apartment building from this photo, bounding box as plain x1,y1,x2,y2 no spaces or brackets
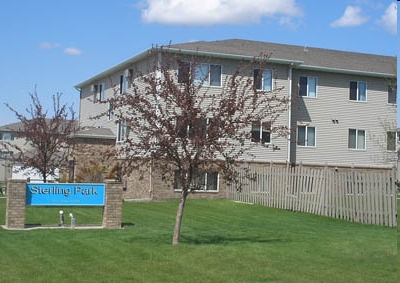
74,39,397,199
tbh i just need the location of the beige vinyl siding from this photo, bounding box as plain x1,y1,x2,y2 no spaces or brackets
79,57,159,136
178,58,290,162
291,70,396,166
79,81,116,133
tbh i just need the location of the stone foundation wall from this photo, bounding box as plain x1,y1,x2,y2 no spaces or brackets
123,164,228,201
70,138,116,182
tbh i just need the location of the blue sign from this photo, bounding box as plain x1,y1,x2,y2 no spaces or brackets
26,183,105,206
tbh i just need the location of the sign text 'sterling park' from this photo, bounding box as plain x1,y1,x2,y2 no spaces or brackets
26,183,105,206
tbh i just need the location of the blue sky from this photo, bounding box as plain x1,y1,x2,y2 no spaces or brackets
0,0,397,126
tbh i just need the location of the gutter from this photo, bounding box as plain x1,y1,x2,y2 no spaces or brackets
74,46,395,91
160,46,305,66
74,49,154,89
296,64,396,78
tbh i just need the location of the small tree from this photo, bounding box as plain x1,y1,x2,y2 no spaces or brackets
5,88,76,182
100,49,288,244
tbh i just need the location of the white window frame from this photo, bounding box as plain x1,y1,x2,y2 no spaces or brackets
174,171,219,192
386,131,396,151
119,75,128,95
388,85,397,104
117,121,129,142
299,76,317,98
99,82,106,101
1,132,14,141
349,81,367,102
176,117,215,139
108,101,114,121
297,125,316,147
348,129,366,150
251,121,271,144
254,69,273,91
193,63,222,87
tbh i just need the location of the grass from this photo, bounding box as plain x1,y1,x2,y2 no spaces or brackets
0,197,397,283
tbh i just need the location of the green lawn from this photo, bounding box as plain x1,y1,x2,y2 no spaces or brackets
0,197,397,283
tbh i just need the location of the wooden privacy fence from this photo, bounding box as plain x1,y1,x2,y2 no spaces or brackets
228,164,397,227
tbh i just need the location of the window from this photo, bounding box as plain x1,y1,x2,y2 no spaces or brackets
299,76,317,97
0,132,14,141
0,151,13,159
251,121,271,144
349,81,367,101
177,117,215,139
348,129,366,150
386,131,396,151
98,82,106,101
108,101,114,121
117,121,129,142
178,62,190,83
297,126,316,147
254,69,272,91
388,85,397,104
194,64,221,86
174,171,219,191
119,75,127,95
178,62,221,86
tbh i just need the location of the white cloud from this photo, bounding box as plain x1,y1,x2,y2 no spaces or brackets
38,42,61,49
141,0,303,26
330,6,369,27
377,2,397,35
64,48,82,56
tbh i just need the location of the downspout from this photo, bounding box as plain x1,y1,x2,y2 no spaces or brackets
287,63,293,163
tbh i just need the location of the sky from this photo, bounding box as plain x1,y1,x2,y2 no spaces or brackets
0,0,398,126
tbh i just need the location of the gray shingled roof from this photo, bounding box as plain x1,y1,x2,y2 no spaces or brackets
0,120,78,132
169,39,396,76
0,121,24,132
75,39,396,88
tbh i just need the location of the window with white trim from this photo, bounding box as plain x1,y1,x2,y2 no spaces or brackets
174,170,219,191
386,131,396,151
388,85,396,104
177,62,190,83
349,81,367,101
117,121,129,142
0,151,13,159
251,121,271,144
98,82,106,102
178,62,222,86
0,132,14,141
194,64,221,86
299,76,317,97
108,101,114,121
297,126,316,147
254,69,272,91
119,75,128,95
348,129,365,150
177,117,216,139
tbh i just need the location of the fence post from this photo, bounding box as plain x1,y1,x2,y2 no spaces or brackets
390,166,397,227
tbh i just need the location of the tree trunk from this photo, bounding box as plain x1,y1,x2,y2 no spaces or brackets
172,189,188,245
42,170,47,183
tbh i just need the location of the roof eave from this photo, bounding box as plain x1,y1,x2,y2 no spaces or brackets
296,64,396,78
74,49,154,89
68,133,116,140
161,47,304,65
